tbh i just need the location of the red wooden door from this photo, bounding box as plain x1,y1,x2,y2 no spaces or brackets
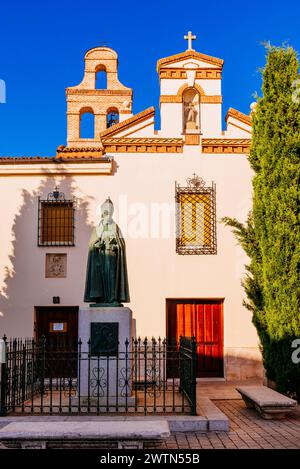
167,299,224,377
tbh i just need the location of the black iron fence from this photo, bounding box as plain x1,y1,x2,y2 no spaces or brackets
179,336,197,415
0,336,197,416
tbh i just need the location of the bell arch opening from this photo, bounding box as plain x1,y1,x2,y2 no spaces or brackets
106,107,119,128
95,65,107,89
80,107,95,138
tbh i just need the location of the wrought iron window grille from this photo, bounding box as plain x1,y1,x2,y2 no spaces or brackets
38,187,76,247
175,174,217,255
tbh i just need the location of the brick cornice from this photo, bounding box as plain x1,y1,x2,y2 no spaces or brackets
160,95,222,104
225,108,252,126
102,137,183,153
66,89,132,96
56,145,104,159
202,138,251,154
159,68,222,80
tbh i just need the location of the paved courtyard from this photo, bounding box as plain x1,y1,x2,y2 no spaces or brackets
156,398,300,449
0,380,299,449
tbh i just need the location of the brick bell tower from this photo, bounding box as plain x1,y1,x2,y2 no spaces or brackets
65,47,133,150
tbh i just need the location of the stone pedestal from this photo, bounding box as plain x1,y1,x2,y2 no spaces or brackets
77,307,135,406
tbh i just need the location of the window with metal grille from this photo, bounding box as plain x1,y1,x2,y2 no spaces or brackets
38,188,75,246
176,174,216,255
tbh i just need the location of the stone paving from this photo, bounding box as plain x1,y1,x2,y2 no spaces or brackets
0,380,299,449
154,399,300,449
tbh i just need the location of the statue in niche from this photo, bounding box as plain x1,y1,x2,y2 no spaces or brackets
84,197,130,306
184,101,198,131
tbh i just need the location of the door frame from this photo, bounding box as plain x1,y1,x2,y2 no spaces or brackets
34,306,79,342
165,298,225,378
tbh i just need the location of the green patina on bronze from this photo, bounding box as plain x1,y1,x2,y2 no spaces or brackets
90,322,119,356
84,198,130,306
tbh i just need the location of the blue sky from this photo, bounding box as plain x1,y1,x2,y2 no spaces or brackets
0,0,299,156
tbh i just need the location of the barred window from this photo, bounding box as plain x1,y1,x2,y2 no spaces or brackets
176,174,216,255
38,188,75,246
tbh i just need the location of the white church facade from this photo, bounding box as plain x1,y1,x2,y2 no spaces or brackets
0,34,263,381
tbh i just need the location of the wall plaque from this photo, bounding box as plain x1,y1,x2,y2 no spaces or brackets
46,253,67,278
90,322,119,356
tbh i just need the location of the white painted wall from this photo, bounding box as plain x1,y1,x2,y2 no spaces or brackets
224,118,252,138
160,103,183,136
196,79,221,95
0,48,261,379
200,104,222,136
160,78,221,96
0,152,258,355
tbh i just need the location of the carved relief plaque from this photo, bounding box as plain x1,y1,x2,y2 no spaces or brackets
90,322,119,356
45,253,67,278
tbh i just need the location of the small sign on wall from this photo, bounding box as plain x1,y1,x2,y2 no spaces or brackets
49,322,67,333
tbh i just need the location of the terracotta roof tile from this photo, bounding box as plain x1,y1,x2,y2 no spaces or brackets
0,155,110,164
0,156,56,162
102,137,183,144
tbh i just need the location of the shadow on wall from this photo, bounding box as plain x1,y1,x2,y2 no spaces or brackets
0,173,95,337
224,354,264,381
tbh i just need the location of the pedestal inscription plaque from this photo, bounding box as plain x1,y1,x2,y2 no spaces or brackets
90,322,119,356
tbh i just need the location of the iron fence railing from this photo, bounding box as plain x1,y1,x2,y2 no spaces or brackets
179,336,197,415
0,335,197,416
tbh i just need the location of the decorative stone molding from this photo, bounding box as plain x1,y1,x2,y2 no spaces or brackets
225,108,252,126
46,254,67,278
202,138,251,154
195,69,222,79
67,89,133,96
185,134,200,145
102,137,183,153
160,94,222,104
177,82,205,97
159,69,187,79
160,95,182,103
157,50,224,72
0,156,113,175
200,96,222,104
159,68,222,80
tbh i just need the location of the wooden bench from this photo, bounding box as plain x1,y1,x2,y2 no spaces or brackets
236,385,298,419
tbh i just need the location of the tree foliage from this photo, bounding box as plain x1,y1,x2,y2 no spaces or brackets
224,45,300,398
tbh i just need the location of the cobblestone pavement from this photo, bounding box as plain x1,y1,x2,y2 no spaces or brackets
155,400,300,449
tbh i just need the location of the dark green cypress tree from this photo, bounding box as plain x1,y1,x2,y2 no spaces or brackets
224,45,300,399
